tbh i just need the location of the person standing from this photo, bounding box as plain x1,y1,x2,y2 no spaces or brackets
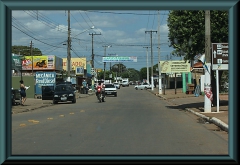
82,79,87,94
19,80,27,106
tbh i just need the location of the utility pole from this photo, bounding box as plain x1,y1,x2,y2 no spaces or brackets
67,10,71,79
145,30,157,91
157,10,162,95
102,45,111,80
204,10,212,112
89,32,101,69
143,46,150,84
30,40,33,75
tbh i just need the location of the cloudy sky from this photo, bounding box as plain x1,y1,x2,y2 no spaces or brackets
12,10,181,71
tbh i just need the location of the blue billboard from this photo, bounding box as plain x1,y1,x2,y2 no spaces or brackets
35,72,56,95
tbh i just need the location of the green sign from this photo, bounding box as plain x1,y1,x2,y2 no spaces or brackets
12,55,22,70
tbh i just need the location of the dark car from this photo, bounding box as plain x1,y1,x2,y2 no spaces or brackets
53,84,76,104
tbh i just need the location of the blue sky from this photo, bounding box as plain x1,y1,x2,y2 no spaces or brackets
12,10,181,71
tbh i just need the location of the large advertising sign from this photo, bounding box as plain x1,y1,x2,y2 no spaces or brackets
102,56,137,62
35,72,56,95
22,55,62,71
212,43,228,70
160,60,190,73
62,58,86,70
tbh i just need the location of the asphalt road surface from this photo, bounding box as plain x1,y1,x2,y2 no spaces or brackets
12,86,228,155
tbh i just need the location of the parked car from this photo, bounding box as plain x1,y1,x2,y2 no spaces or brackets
53,84,76,104
134,82,152,90
113,82,120,89
104,84,117,97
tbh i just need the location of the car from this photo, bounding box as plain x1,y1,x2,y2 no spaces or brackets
53,84,76,104
113,82,120,89
104,84,117,97
134,82,152,90
121,80,129,87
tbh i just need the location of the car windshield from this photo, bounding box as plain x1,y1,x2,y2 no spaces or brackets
55,85,73,91
105,84,115,88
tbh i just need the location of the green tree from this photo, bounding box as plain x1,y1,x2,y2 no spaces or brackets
167,10,228,106
12,45,42,56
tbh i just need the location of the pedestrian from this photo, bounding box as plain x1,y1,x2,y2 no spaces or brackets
82,79,87,94
19,80,27,106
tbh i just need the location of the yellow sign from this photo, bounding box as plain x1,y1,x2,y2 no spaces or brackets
160,60,190,73
62,58,86,70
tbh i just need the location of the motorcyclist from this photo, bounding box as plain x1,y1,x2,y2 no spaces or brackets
95,80,105,97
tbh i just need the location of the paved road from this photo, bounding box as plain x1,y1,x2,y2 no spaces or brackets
12,86,228,155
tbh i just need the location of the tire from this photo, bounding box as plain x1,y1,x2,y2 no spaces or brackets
72,98,76,103
53,99,58,104
135,87,138,90
144,87,147,90
115,94,117,97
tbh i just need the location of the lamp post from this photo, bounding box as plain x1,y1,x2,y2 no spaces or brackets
102,45,111,80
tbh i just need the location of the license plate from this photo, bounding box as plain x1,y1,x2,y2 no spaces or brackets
107,92,111,94
61,97,67,101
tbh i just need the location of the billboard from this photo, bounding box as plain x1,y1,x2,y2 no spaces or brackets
35,72,56,95
62,58,86,70
102,56,137,62
12,55,22,70
22,55,62,71
160,60,190,73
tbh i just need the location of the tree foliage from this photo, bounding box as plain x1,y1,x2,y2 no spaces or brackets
12,45,42,56
167,10,228,60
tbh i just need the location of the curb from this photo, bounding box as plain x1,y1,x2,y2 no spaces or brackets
185,108,228,132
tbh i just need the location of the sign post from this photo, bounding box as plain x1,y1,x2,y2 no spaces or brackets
212,43,228,113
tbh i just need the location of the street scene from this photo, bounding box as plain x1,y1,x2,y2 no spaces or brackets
0,6,236,164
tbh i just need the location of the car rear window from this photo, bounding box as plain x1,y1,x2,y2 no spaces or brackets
105,84,115,88
55,85,72,91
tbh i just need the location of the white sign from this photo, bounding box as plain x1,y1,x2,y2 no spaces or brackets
75,66,84,75
102,56,137,62
160,60,190,73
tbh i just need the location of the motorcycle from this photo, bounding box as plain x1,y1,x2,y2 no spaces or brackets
96,87,105,103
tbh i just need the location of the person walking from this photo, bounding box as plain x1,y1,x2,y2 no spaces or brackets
82,79,87,94
19,80,27,106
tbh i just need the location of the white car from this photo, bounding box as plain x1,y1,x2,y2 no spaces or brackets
134,82,152,90
104,84,117,97
113,82,120,89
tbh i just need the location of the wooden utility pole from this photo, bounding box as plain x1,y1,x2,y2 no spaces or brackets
143,46,150,84
30,40,33,74
89,33,101,68
67,10,71,78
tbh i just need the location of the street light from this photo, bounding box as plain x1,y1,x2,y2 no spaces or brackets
103,45,111,80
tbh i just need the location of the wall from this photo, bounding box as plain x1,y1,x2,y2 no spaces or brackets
12,76,35,98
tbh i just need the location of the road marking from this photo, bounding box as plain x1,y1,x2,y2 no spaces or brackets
47,118,53,120
69,112,74,115
59,115,65,117
20,124,26,127
28,120,34,122
80,110,85,112
33,120,39,124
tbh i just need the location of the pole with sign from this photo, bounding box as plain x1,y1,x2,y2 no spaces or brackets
212,43,228,113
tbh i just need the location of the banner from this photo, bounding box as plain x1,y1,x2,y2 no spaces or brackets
35,72,56,95
102,56,137,62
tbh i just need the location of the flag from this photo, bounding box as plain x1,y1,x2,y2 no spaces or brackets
198,54,210,74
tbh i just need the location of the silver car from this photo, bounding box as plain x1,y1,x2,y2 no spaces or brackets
134,82,152,90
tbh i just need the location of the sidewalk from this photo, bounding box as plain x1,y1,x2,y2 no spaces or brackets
148,87,228,132
11,92,94,114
